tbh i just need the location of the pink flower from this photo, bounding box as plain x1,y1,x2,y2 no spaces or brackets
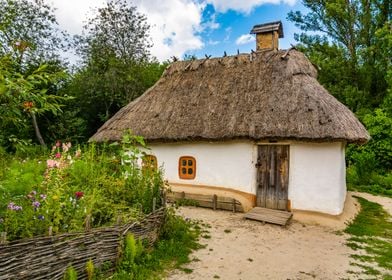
62,142,72,153
47,159,60,168
55,140,61,147
55,152,61,158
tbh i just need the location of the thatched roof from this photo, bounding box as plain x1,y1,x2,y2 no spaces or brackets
90,49,369,144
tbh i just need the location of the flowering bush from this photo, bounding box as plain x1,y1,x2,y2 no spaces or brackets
0,135,164,241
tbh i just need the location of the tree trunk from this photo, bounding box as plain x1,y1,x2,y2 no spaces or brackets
31,112,46,147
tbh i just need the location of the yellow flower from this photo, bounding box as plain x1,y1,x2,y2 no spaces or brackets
52,195,59,200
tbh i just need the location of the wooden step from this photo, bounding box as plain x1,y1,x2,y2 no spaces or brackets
244,207,292,226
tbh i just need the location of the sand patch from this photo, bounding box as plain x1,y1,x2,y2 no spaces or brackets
167,210,356,280
167,192,386,280
167,192,392,280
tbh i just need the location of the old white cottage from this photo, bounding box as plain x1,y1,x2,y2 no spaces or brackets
91,22,369,216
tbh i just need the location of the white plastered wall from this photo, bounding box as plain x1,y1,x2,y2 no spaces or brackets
288,142,347,215
147,141,257,195
145,140,346,215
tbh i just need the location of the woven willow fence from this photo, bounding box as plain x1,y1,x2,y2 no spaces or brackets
0,208,166,280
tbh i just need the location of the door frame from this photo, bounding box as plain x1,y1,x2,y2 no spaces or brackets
255,144,290,211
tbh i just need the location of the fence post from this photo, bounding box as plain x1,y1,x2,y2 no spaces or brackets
48,226,53,237
162,190,167,206
213,195,217,210
85,215,91,232
0,232,6,244
153,197,157,212
116,216,122,225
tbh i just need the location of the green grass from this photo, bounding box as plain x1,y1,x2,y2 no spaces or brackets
345,196,392,278
105,210,203,280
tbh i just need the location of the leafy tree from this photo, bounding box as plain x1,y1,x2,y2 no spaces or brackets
0,0,68,67
288,0,391,112
0,0,73,149
0,55,68,148
69,0,166,138
78,0,151,62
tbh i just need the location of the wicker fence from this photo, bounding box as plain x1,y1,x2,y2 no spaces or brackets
0,208,166,280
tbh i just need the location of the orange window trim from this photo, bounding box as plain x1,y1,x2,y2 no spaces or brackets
142,155,157,171
178,156,196,179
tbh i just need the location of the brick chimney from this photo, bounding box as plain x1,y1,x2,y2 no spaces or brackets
250,21,283,51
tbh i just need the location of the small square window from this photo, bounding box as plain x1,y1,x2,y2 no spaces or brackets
178,156,196,179
142,155,157,171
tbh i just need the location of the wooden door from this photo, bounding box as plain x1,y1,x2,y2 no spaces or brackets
256,145,289,210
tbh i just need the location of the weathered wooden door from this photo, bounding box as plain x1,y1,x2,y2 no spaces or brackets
256,145,289,210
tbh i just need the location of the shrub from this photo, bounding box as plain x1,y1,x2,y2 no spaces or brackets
346,109,392,196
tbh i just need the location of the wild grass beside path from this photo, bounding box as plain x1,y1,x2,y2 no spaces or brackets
345,196,392,279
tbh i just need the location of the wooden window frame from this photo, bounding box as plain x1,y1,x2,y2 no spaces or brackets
178,156,196,180
142,154,157,171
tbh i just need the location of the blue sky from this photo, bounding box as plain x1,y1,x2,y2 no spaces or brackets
47,0,307,62
192,2,306,59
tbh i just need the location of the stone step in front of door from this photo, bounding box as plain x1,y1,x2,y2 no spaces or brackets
244,207,293,226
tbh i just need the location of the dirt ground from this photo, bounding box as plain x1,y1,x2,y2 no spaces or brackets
167,192,391,280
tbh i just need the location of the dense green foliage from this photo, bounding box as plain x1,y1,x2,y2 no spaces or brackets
346,109,392,197
0,0,165,147
0,55,69,148
345,197,392,277
0,135,164,240
289,0,392,194
0,0,68,66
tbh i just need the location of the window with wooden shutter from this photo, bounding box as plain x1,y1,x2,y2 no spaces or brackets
178,156,196,179
142,155,157,171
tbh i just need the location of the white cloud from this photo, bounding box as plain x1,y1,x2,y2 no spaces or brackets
46,0,205,62
206,0,296,14
46,0,106,35
133,0,205,61
235,34,255,45
224,27,232,42
207,39,220,45
45,0,296,62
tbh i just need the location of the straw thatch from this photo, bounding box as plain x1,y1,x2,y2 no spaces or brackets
90,49,369,144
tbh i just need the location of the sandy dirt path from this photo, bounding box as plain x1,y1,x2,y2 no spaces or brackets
168,210,356,280
166,193,388,280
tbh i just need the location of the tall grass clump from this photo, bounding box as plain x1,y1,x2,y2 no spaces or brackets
109,209,202,280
